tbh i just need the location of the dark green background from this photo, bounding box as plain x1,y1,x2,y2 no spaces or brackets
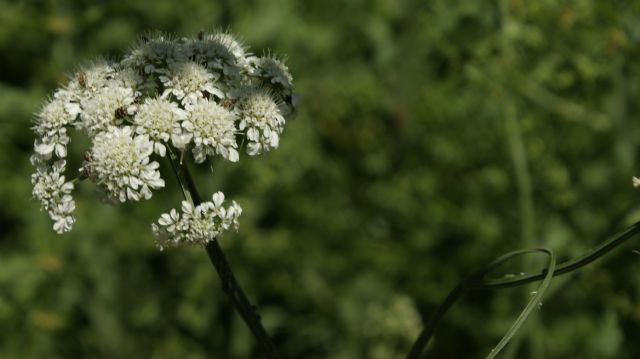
2,0,640,358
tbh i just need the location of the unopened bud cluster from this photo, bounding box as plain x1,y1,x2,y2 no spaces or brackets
31,30,296,248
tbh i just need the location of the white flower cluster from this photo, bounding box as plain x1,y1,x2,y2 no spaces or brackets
84,126,165,203
31,30,296,244
31,160,75,233
237,86,286,155
134,98,187,156
152,192,242,250
160,61,224,106
31,87,80,234
184,98,239,163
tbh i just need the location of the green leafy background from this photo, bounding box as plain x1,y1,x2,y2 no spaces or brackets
1,0,640,358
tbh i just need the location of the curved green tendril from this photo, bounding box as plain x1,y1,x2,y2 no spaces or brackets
406,220,640,358
485,249,555,359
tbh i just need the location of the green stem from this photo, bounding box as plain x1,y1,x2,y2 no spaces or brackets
501,2,540,349
469,221,640,289
405,284,466,358
167,149,193,204
167,149,280,359
406,220,640,358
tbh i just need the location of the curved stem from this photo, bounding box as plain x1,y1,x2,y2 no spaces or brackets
468,221,640,289
167,150,281,359
486,249,556,359
406,284,466,359
407,220,640,358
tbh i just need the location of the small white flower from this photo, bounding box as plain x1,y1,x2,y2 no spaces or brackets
31,160,76,234
80,82,136,137
152,191,241,250
32,97,76,160
134,98,188,156
85,126,165,203
33,128,69,159
183,98,239,163
51,210,76,234
250,55,293,92
66,61,117,100
113,67,145,92
213,32,248,63
122,33,187,75
33,96,77,135
187,31,249,80
160,61,224,106
236,87,285,155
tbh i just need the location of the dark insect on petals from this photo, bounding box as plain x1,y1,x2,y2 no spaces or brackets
115,106,128,119
78,72,86,87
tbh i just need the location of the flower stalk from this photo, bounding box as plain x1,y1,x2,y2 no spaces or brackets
168,149,280,359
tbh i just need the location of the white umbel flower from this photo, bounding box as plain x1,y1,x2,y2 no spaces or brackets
31,160,76,234
134,98,188,156
85,126,165,203
31,30,297,243
113,67,145,92
34,95,77,135
152,191,242,250
160,61,224,106
66,61,117,98
32,96,77,160
122,33,187,75
80,82,136,137
187,31,249,81
212,32,248,64
33,128,69,160
183,98,239,163
236,87,285,155
251,55,293,92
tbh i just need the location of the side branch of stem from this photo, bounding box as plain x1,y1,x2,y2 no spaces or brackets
167,150,280,359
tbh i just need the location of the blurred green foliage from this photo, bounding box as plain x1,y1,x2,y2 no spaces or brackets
2,0,640,358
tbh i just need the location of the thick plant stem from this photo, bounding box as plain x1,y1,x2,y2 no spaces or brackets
203,240,280,357
168,151,280,359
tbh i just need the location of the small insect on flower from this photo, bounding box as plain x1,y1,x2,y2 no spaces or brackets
220,98,235,109
78,72,86,88
115,106,128,119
